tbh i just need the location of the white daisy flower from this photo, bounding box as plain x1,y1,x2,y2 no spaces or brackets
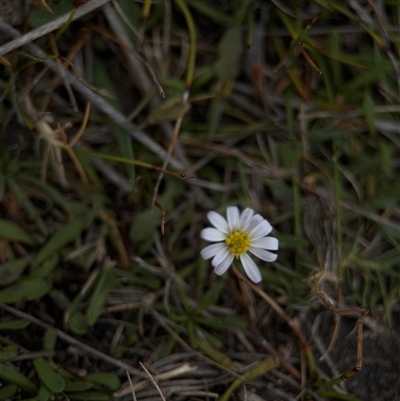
200,206,278,283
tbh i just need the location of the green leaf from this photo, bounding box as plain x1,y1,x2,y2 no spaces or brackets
39,383,52,401
378,141,393,175
0,319,30,330
277,234,309,250
186,0,231,25
0,219,36,245
43,328,57,352
35,220,87,265
8,179,48,235
64,381,93,392
276,143,303,168
87,268,116,326
85,372,121,391
0,278,51,304
0,384,18,400
196,282,224,313
0,258,29,286
197,339,233,368
28,1,74,29
21,176,74,216
0,362,37,392
0,346,18,361
316,389,362,401
68,391,110,400
147,96,191,125
215,26,243,87
28,254,59,279
68,311,89,335
33,358,65,393
116,0,141,45
363,93,376,136
219,359,277,401
130,209,160,242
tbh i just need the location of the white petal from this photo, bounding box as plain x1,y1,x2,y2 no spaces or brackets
214,254,234,275
247,214,264,231
207,211,229,233
238,208,254,231
211,246,230,266
250,219,272,239
240,253,261,283
249,246,278,262
201,228,226,242
200,243,226,260
226,206,239,230
250,237,279,250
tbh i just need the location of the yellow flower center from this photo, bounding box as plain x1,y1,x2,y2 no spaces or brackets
225,230,250,258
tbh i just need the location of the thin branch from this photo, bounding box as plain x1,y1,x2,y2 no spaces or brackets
0,0,112,56
139,361,167,401
0,17,183,171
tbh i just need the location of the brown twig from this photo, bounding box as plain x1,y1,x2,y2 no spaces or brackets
139,361,167,401
231,265,310,353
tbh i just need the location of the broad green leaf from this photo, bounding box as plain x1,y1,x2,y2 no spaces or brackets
276,143,303,168
87,268,117,326
43,328,57,352
116,0,141,45
35,220,87,265
0,278,51,304
186,0,231,24
68,311,89,336
29,1,74,28
64,381,93,392
215,26,243,87
0,346,18,361
0,384,17,400
379,142,394,175
33,358,65,393
85,372,121,391
0,219,35,245
0,319,30,330
0,362,37,392
28,254,59,279
130,209,160,242
0,258,29,286
68,391,110,400
38,383,52,401
276,234,308,250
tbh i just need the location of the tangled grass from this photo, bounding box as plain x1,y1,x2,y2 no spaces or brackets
0,1,399,400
